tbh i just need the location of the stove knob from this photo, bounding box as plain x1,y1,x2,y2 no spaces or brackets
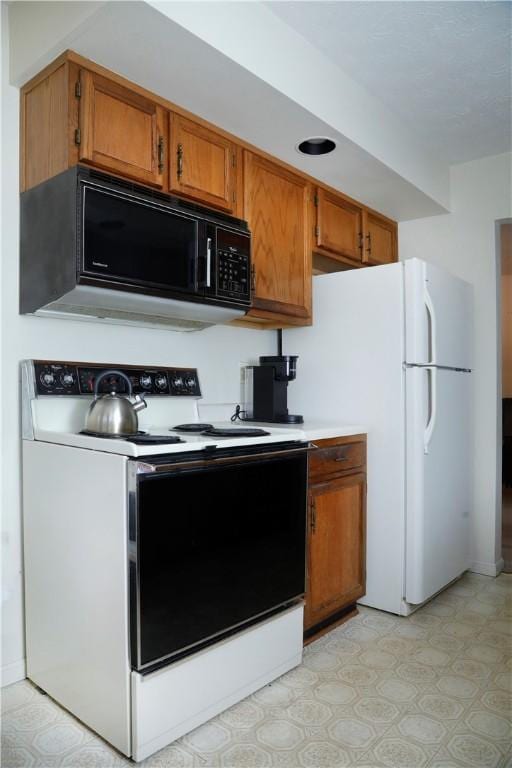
173,376,184,388
60,372,75,387
155,374,167,390
139,374,152,389
186,376,196,389
40,371,56,387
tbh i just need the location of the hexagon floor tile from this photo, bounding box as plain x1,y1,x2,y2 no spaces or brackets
1,572,510,767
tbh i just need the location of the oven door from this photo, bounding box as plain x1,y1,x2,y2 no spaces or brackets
128,442,308,673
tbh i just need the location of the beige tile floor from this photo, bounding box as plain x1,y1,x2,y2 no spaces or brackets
2,572,511,768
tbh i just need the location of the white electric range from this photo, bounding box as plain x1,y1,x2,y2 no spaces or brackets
22,360,308,761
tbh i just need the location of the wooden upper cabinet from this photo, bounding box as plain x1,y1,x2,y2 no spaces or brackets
20,51,398,325
244,151,312,320
78,70,166,188
362,210,397,266
305,473,366,631
169,114,240,214
21,60,79,192
315,188,363,264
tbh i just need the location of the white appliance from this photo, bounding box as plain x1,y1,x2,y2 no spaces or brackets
287,258,473,615
21,361,307,760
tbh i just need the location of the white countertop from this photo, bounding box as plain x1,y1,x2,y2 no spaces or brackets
248,420,366,442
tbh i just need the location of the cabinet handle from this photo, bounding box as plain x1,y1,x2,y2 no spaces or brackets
250,264,256,292
177,143,184,180
335,455,348,462
157,136,164,173
365,232,372,255
310,497,317,533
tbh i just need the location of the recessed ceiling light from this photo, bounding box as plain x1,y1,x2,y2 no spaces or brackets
296,137,336,156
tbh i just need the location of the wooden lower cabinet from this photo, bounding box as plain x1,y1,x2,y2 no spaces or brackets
304,436,367,638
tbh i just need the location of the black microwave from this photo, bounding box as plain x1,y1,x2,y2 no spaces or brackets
20,166,252,323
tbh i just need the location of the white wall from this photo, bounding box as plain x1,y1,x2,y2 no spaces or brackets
0,4,274,686
399,152,512,576
501,223,512,398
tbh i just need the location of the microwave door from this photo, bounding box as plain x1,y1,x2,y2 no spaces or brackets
82,186,198,294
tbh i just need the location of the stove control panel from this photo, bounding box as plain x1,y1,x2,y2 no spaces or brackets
33,362,201,397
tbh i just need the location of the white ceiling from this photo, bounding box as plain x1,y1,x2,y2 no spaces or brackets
266,1,512,165
8,0,510,219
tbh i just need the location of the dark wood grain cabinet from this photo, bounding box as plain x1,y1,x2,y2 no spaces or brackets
305,435,367,640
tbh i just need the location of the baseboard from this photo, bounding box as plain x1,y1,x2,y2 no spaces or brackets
1,659,26,688
470,559,505,577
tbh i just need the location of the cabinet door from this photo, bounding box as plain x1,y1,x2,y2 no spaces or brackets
244,152,312,320
169,114,239,214
362,211,397,266
21,60,79,192
315,188,363,263
305,473,366,630
79,70,166,188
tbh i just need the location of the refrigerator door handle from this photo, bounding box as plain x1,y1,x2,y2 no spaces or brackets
425,287,437,365
424,366,437,454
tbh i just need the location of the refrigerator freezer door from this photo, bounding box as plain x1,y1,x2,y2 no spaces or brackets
405,367,471,605
405,259,472,369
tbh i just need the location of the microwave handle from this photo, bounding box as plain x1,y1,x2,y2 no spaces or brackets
205,237,212,288
198,234,212,290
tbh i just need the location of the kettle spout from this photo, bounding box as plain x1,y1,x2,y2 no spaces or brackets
132,393,148,413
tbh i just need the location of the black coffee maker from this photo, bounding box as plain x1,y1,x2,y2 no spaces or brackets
250,332,304,424
251,356,303,424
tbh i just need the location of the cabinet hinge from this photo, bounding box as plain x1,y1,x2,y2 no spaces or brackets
74,128,81,146
75,81,81,98
315,226,320,238
314,193,319,207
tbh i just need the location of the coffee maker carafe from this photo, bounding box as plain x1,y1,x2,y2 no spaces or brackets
249,354,304,424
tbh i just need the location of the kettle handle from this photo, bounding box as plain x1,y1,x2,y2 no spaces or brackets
94,370,133,398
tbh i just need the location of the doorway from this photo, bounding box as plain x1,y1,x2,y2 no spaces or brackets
501,221,512,572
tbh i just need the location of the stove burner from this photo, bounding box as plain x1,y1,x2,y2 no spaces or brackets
201,427,271,437
171,423,213,433
80,430,184,445
129,435,184,445
81,429,148,438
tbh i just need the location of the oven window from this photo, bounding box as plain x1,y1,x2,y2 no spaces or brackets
83,187,198,292
133,453,307,670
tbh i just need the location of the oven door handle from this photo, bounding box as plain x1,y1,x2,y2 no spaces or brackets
135,442,313,475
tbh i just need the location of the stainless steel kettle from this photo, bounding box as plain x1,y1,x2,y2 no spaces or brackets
85,370,148,436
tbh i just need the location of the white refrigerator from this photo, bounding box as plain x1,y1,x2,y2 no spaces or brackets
287,258,473,615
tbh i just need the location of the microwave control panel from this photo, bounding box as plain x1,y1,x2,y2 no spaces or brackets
33,361,201,397
215,228,250,303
